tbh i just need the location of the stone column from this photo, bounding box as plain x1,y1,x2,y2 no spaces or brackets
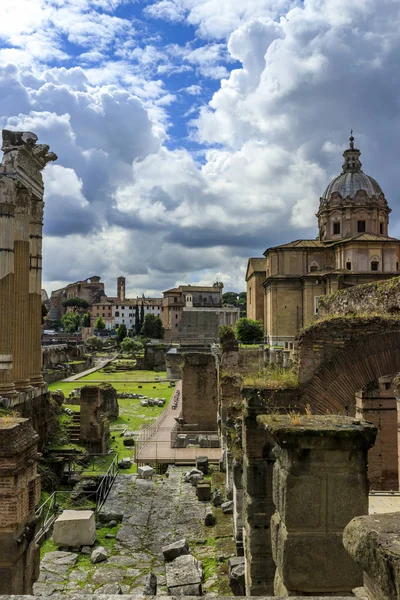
28,199,44,386
181,352,218,431
12,187,32,391
0,175,17,398
0,130,57,393
242,391,277,596
265,414,376,596
0,418,41,594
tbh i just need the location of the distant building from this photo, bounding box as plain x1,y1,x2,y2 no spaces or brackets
90,277,162,331
49,276,106,323
162,282,240,341
246,134,400,346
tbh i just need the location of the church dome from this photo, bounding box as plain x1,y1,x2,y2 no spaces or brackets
321,133,383,201
322,171,382,200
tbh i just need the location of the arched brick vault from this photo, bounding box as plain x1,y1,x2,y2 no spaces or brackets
297,317,400,414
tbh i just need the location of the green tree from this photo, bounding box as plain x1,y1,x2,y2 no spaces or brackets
42,301,49,324
95,316,106,331
135,305,140,334
117,323,127,343
82,312,91,327
222,291,239,306
120,337,144,354
218,325,238,350
237,291,247,317
141,314,164,339
85,335,103,350
61,312,81,333
235,317,264,343
61,297,89,312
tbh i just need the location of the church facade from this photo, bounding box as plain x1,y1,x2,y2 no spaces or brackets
246,135,400,346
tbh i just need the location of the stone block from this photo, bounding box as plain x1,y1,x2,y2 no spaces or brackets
195,455,209,474
162,538,190,561
91,546,108,564
205,505,215,526
222,500,234,514
53,510,96,547
143,572,157,595
343,512,400,600
166,553,203,595
138,465,154,479
196,482,211,501
228,556,245,596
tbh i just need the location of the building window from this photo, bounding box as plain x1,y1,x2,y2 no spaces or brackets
115,311,119,317
346,262,352,270
385,382,391,390
380,222,384,234
309,265,318,273
333,222,340,235
357,220,366,233
249,288,252,304
176,314,178,318
174,297,177,303
371,261,379,271
314,296,321,315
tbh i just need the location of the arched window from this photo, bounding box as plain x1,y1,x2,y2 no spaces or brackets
309,262,318,273
371,261,379,272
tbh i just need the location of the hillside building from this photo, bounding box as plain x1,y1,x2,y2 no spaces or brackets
246,134,400,346
162,282,239,341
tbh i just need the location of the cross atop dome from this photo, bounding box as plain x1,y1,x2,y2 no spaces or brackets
342,131,362,173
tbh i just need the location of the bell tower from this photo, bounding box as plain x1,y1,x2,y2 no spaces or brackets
117,276,126,302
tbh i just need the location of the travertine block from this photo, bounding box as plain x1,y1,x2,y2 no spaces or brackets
53,510,96,547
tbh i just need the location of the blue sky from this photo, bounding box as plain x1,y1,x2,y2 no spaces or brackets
1,0,400,297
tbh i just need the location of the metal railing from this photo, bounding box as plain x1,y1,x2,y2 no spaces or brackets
96,453,119,512
35,454,119,542
63,452,117,475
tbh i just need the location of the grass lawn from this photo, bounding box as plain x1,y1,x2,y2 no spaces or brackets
49,372,174,474
78,369,166,381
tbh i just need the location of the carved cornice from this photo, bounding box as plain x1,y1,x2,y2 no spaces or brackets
0,130,57,200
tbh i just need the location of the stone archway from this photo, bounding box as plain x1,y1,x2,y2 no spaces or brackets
297,317,400,414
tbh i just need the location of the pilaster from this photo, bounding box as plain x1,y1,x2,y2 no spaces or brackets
0,176,16,397
28,200,44,386
12,186,32,391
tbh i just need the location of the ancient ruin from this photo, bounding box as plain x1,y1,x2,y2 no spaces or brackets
0,418,41,594
3,126,400,600
0,130,56,447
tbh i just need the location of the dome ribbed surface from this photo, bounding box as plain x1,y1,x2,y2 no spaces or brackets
322,171,382,200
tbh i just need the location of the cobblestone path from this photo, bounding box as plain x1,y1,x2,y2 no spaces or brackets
34,467,234,596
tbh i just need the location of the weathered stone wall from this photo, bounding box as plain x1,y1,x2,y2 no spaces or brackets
79,385,111,452
165,350,182,379
241,387,300,596
0,418,41,594
178,310,220,341
265,415,376,596
144,345,168,371
297,316,400,413
356,376,398,490
181,352,218,431
42,344,87,369
319,276,400,318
